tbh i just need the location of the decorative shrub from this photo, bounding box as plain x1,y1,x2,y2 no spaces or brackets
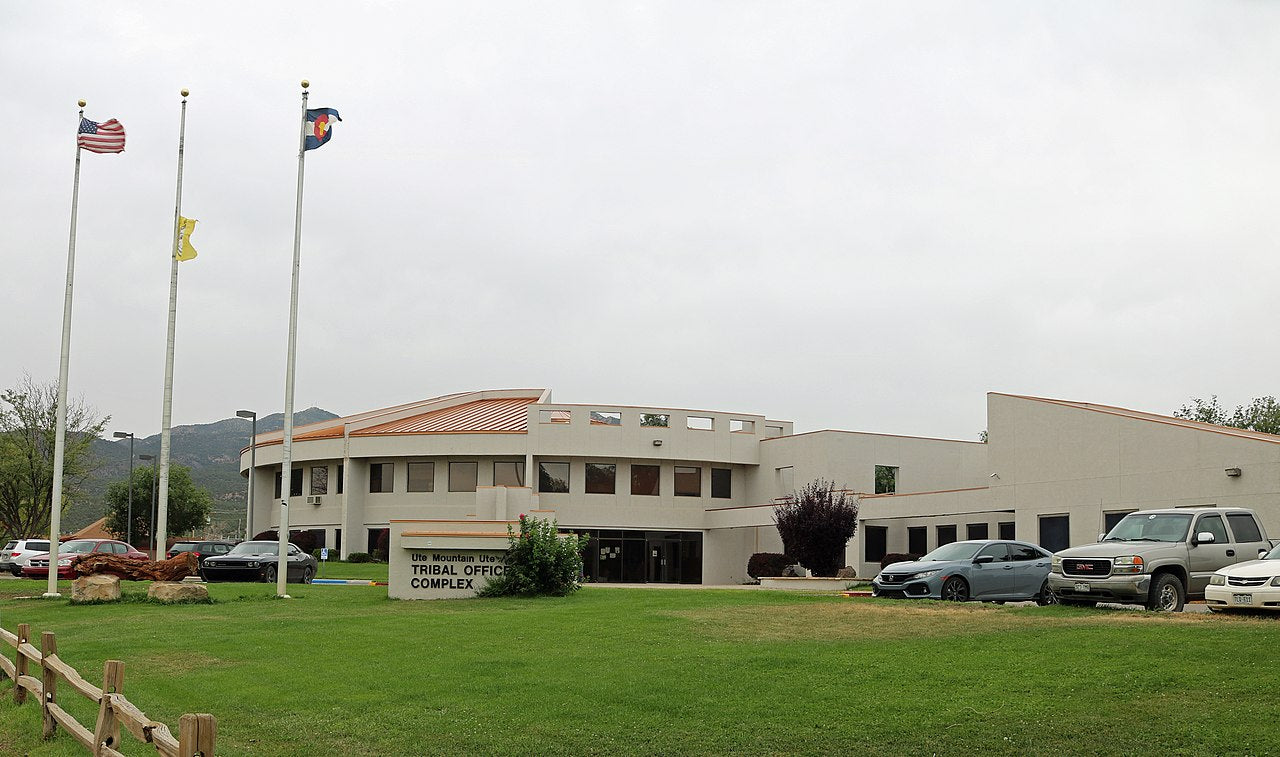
478,514,590,598
747,552,793,579
880,553,923,568
773,479,859,577
252,530,278,541
346,552,374,563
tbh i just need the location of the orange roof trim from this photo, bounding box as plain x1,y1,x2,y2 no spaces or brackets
355,396,540,435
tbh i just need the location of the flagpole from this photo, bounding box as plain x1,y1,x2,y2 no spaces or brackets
156,89,189,560
277,79,310,598
45,99,87,598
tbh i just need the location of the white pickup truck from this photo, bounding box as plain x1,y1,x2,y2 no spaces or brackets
1046,507,1271,612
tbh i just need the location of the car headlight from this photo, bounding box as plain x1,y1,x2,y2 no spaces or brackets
912,569,941,580
1051,556,1062,574
1271,576,1280,587
57,559,72,566
247,561,258,568
1209,574,1225,586
1112,555,1144,574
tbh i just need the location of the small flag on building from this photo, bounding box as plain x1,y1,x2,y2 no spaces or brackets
175,217,198,261
304,108,342,150
77,117,126,153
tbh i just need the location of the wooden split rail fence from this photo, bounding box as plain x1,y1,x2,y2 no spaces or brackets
0,622,216,756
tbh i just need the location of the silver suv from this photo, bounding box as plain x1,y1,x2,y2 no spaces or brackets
0,539,53,576
1047,507,1271,612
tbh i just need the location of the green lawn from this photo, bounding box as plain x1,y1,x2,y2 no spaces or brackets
312,560,388,581
0,584,1277,756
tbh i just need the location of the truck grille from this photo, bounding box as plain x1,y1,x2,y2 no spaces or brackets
1227,576,1268,587
1062,558,1112,578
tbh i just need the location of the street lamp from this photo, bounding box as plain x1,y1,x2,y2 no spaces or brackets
236,410,257,541
139,454,158,557
112,431,134,546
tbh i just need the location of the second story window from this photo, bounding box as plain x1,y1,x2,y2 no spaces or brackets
874,465,897,494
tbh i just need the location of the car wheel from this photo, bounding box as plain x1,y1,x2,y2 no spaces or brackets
302,566,315,584
10,566,21,577
941,576,969,602
1146,573,1185,612
263,565,277,584
1036,580,1059,606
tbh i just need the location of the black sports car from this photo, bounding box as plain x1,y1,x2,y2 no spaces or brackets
200,541,317,584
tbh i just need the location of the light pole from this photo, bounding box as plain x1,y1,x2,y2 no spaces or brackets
112,431,135,546
236,410,257,541
139,454,158,557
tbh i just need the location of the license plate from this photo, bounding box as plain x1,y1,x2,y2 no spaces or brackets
1074,583,1091,593
1233,593,1253,605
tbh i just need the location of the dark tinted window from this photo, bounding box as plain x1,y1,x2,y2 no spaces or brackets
539,463,569,493
449,462,478,493
1009,543,1044,561
585,464,616,494
864,526,888,562
674,467,701,497
1039,515,1070,553
908,527,927,555
1227,513,1264,543
1196,514,1229,543
369,463,394,493
976,542,1010,562
967,523,989,540
711,468,731,499
936,525,957,547
290,468,303,497
1104,511,1134,533
998,522,1015,540
631,465,659,496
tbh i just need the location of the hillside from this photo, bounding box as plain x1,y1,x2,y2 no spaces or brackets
70,407,339,535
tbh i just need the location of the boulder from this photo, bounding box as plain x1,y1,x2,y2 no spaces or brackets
71,574,121,602
148,582,210,603
836,566,857,579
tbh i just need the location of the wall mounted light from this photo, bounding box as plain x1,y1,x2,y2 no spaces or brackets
653,440,663,447
1225,467,1242,477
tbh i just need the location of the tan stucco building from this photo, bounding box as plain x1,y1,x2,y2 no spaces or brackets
240,389,1280,583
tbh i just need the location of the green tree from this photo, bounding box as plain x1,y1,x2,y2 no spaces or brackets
1174,395,1280,435
0,374,107,540
773,479,859,577
104,464,212,548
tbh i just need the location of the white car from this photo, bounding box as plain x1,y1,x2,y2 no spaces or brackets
1205,543,1280,612
0,539,53,576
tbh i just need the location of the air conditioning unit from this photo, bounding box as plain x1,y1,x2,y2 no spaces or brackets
307,495,323,505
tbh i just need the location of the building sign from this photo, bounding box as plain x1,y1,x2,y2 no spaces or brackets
389,548,507,600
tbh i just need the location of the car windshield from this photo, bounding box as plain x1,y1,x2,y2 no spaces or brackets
3,541,14,550
60,541,99,554
921,542,983,562
1264,544,1280,560
227,541,279,556
1103,513,1192,543
169,543,195,553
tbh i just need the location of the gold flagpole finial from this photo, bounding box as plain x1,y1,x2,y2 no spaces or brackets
301,79,310,90
77,99,86,108
180,88,189,98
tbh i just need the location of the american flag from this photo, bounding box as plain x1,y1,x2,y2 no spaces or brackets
77,117,126,154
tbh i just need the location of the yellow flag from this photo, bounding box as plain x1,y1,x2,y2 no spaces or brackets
175,216,198,261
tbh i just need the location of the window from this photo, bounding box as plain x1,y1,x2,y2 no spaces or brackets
274,472,281,499
1227,513,1264,543
1196,514,1229,543
711,468,731,499
874,465,897,495
1039,515,1070,553
631,465,659,496
585,463,616,494
494,461,525,487
337,464,344,494
639,413,669,427
1103,511,1134,535
966,523,988,540
998,522,1015,540
407,462,434,492
776,466,794,494
539,462,569,493
908,526,927,555
310,466,328,495
686,416,713,431
449,462,478,492
539,409,570,424
674,466,701,497
864,526,888,563
590,411,621,426
1009,543,1044,561
369,463,393,493
976,542,1010,562
937,524,957,546
276,469,303,498
730,419,754,433
765,425,784,438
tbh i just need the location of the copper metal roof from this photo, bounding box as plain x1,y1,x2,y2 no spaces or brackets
353,396,539,435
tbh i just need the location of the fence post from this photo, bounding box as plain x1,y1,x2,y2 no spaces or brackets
14,622,29,704
93,660,124,756
41,631,57,738
178,712,217,757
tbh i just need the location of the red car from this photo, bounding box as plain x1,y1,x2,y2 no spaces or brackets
23,539,149,579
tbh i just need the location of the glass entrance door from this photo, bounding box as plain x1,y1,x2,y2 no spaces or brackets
646,537,680,583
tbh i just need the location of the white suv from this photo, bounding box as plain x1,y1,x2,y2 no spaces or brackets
0,539,53,576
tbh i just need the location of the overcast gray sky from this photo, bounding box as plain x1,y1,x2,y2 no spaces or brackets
4,2,1279,442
